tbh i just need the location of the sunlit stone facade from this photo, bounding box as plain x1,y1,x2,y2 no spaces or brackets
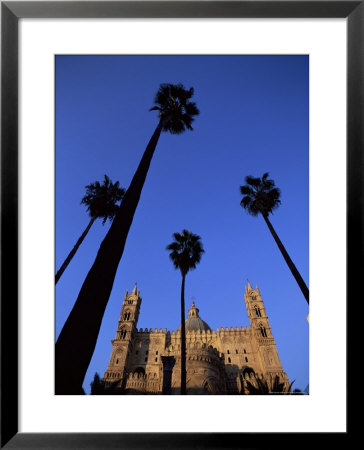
103,283,289,394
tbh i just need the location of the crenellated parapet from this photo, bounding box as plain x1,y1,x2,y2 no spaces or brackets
215,326,250,337
172,328,215,336
130,318,252,343
136,328,168,335
124,371,161,393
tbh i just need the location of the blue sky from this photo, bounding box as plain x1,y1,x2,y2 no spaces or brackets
56,55,309,394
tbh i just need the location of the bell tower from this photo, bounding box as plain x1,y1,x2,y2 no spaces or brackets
244,282,287,381
117,283,141,340
104,284,142,382
244,282,272,339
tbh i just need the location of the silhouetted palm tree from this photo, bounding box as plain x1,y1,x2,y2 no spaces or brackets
90,372,121,395
55,84,199,394
166,230,204,395
244,374,294,395
55,175,125,284
90,372,105,395
240,173,309,304
292,388,304,395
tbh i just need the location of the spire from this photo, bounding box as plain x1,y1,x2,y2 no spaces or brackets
247,280,253,291
132,283,137,294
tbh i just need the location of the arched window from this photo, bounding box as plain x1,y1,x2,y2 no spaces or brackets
119,328,127,339
245,357,248,362
254,306,261,317
227,349,230,354
259,324,267,338
113,349,122,366
123,311,131,321
228,357,231,363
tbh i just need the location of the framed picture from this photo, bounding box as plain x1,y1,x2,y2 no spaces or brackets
1,1,357,447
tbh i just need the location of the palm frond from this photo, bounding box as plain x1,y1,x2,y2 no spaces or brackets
80,175,125,223
244,374,291,395
245,175,261,188
184,102,200,117
240,196,252,209
150,83,199,135
166,229,204,275
153,83,172,106
240,173,281,217
240,185,254,196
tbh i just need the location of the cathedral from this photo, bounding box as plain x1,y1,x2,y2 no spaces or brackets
103,283,290,394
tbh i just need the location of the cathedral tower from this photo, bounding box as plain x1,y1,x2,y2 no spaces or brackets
244,282,287,384
244,282,272,339
104,284,141,383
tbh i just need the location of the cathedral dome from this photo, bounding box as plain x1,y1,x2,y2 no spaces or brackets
178,302,211,332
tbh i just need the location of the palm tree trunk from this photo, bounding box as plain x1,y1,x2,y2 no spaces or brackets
262,213,309,304
55,217,96,284
55,121,164,394
180,272,187,395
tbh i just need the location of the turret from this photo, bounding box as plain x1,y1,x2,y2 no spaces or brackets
188,301,199,318
116,283,142,340
244,283,271,339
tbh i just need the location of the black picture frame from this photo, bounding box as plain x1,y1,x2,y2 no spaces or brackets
1,1,358,448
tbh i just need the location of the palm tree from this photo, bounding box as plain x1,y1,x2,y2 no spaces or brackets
240,173,309,304
166,230,204,395
292,388,304,395
90,372,105,395
55,175,125,284
244,374,294,395
55,84,199,394
90,372,120,395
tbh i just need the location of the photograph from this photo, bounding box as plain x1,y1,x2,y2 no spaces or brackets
55,55,309,396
